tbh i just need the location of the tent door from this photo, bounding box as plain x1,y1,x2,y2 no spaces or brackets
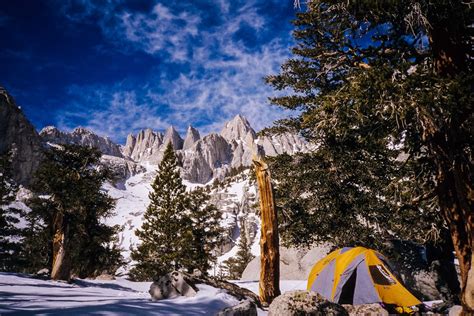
338,270,357,304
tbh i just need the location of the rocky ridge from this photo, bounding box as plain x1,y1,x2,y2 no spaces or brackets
122,114,310,184
37,114,309,184
40,126,123,157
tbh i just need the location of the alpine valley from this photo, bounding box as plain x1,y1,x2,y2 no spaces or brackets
1,87,310,272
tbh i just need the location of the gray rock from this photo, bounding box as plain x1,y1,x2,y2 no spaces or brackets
268,290,348,316
40,126,123,157
163,126,184,150
100,155,146,184
256,133,310,156
182,133,232,183
123,128,164,164
95,273,116,280
241,245,331,281
0,87,43,186
220,114,256,143
36,268,50,276
118,114,311,184
217,300,257,316
149,271,197,301
448,305,462,316
342,303,388,316
183,125,201,150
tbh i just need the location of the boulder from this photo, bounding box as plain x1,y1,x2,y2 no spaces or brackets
387,240,461,303
241,245,331,280
342,304,388,316
95,273,116,280
448,305,462,316
216,300,257,316
36,268,50,276
268,290,348,316
149,271,198,301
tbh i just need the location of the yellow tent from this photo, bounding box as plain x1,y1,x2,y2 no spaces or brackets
307,247,421,307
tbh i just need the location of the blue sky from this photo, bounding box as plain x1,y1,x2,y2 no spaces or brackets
0,0,299,143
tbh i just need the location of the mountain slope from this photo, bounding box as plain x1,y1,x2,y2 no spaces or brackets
0,87,43,185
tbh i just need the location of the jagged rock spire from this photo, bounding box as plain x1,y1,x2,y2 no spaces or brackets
163,126,184,150
183,125,201,150
220,114,256,143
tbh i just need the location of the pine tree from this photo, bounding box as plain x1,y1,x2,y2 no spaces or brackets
0,152,25,271
130,142,189,281
222,221,255,279
184,187,223,274
265,1,472,310
24,144,122,279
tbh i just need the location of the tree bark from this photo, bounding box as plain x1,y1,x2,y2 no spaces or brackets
434,153,473,313
253,156,280,305
428,19,473,313
51,212,71,281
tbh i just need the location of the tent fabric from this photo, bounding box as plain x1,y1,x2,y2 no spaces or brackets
307,247,421,307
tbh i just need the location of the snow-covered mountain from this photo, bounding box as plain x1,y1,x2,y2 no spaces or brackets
34,114,309,266
40,126,123,157
123,114,309,183
0,92,309,268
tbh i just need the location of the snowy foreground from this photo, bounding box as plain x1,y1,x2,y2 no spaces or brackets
0,273,306,315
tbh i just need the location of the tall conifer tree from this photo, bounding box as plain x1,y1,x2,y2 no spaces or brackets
130,142,189,281
266,1,472,310
25,144,122,279
185,187,223,273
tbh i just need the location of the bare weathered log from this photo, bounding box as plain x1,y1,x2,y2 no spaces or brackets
253,156,280,305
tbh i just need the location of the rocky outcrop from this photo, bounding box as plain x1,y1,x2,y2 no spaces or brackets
0,87,43,185
220,114,256,143
182,133,232,183
149,271,198,301
111,114,311,184
217,300,257,316
183,126,200,150
342,303,388,316
257,133,309,156
100,155,146,185
163,126,184,150
122,129,163,164
268,291,348,316
40,126,123,157
241,245,331,280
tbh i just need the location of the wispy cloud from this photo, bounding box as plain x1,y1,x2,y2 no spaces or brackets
54,0,296,142
57,86,170,141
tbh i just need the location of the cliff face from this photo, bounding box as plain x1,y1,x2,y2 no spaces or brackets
40,126,123,157
0,87,43,186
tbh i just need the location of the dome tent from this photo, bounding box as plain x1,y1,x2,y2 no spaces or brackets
307,247,421,307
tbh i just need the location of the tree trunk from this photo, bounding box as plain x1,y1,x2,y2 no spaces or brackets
253,157,280,305
435,156,473,313
428,17,473,313
51,212,71,281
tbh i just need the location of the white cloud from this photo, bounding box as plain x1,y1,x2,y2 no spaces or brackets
114,3,201,61
57,88,170,142
56,0,297,142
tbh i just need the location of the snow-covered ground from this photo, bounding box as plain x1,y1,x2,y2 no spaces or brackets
0,273,239,315
0,273,306,315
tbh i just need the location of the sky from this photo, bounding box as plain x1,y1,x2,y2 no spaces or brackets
0,0,300,143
